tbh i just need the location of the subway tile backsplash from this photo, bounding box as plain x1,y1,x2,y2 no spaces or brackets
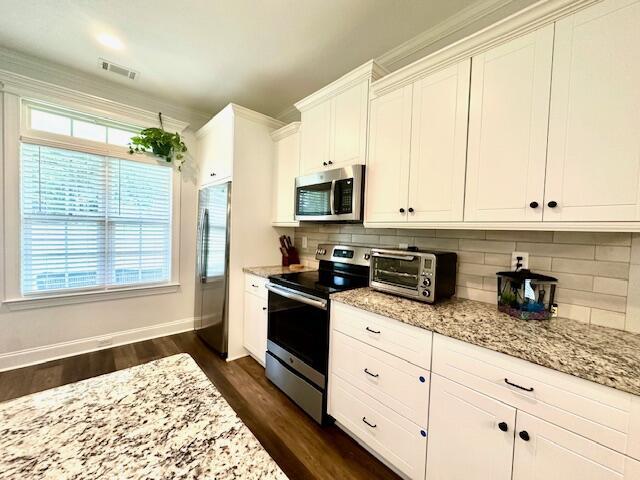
293,225,640,333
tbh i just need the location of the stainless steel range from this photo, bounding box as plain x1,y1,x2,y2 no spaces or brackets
265,244,371,424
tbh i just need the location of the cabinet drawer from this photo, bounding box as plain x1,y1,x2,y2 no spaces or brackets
432,334,635,456
244,274,267,299
329,374,427,480
331,302,432,369
330,331,430,427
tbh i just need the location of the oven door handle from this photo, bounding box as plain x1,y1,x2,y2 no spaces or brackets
266,283,328,310
371,252,416,261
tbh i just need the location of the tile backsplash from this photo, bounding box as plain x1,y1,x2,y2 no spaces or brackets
293,224,640,333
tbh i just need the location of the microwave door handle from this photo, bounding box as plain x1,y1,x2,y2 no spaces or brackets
329,180,336,216
371,252,416,261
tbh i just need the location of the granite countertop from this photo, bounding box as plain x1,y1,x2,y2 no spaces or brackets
0,354,287,479
243,265,317,278
331,288,640,397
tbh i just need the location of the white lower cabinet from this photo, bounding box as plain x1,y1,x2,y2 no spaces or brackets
513,412,640,480
426,374,516,480
243,274,268,366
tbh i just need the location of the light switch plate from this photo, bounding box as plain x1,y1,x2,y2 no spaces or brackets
511,251,529,271
301,236,308,249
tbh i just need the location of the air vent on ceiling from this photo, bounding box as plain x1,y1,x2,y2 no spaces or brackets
98,58,138,80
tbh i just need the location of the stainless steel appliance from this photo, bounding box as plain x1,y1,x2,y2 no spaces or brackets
194,181,232,356
370,248,457,303
294,165,365,222
265,244,371,423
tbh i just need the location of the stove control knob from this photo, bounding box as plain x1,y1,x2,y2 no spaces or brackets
422,290,431,297
423,278,431,287
318,248,326,255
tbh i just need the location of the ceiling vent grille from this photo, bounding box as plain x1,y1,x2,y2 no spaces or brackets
98,58,138,80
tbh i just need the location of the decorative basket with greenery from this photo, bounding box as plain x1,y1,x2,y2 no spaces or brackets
128,112,187,170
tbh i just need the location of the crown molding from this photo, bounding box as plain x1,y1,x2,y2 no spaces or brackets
376,0,515,71
371,0,599,98
275,105,301,124
270,122,301,141
0,69,190,132
196,103,284,138
0,46,210,129
294,59,388,112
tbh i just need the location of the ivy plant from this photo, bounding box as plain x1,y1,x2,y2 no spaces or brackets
129,113,187,170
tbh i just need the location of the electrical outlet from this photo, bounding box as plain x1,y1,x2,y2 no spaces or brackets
550,303,558,318
511,251,529,271
301,236,308,249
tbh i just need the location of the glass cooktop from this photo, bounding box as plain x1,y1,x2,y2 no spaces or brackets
268,269,369,299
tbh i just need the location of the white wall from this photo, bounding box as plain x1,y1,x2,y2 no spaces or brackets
0,91,201,370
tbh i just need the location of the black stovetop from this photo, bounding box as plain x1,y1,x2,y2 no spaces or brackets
268,262,369,299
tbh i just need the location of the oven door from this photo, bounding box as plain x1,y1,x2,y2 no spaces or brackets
370,251,422,297
294,165,364,221
266,283,328,386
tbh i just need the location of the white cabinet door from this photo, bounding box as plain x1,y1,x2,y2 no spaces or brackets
330,81,369,168
365,85,413,223
243,291,267,366
198,114,234,186
408,59,470,222
513,411,638,480
272,128,300,225
299,101,331,175
426,374,516,480
464,25,554,222
544,0,640,221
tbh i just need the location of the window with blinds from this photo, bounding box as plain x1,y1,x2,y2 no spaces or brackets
20,143,172,294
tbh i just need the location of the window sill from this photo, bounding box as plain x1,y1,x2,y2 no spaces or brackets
2,283,181,311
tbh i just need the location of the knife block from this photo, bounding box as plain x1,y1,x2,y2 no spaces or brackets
282,247,300,267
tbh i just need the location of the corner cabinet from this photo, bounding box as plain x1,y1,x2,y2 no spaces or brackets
296,60,386,176
271,122,300,226
366,59,470,224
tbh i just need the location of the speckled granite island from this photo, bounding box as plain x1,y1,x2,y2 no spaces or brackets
331,288,640,397
243,265,317,278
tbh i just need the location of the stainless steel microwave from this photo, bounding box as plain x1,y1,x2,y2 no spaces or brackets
295,165,364,222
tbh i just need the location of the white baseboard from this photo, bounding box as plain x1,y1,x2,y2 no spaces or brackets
0,317,194,372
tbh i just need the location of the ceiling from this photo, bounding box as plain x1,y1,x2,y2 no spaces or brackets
0,0,480,119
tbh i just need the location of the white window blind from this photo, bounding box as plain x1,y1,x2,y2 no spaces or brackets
21,143,172,295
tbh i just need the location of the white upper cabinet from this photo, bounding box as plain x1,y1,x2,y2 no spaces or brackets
330,81,369,169
408,59,470,222
366,59,471,225
271,122,300,226
197,108,234,186
299,101,330,175
464,25,554,222
365,85,413,223
544,0,640,221
296,60,385,176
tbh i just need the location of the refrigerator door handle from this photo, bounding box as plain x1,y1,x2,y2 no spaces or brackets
200,208,209,283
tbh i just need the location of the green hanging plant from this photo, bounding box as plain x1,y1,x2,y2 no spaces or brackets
129,112,187,170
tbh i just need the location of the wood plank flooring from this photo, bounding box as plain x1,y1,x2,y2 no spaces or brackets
0,332,401,480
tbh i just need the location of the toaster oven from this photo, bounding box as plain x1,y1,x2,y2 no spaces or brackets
369,248,457,303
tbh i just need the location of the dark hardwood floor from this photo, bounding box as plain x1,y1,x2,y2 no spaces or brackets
0,332,400,480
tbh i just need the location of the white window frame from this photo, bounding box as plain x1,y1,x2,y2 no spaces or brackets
1,93,183,310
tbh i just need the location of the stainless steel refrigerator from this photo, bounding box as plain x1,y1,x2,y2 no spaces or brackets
194,181,231,357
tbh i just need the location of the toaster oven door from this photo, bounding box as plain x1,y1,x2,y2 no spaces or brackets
370,251,422,295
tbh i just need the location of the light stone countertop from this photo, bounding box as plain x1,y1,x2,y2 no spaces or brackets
243,265,317,278
331,288,640,397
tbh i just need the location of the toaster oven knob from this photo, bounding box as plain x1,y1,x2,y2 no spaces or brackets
364,253,371,260
423,278,431,287
422,289,431,297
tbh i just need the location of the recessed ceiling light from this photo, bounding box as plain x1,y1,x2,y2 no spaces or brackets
97,33,124,50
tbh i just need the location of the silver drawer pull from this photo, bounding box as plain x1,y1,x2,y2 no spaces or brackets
504,378,534,392
364,368,379,378
365,326,380,334
362,417,377,428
